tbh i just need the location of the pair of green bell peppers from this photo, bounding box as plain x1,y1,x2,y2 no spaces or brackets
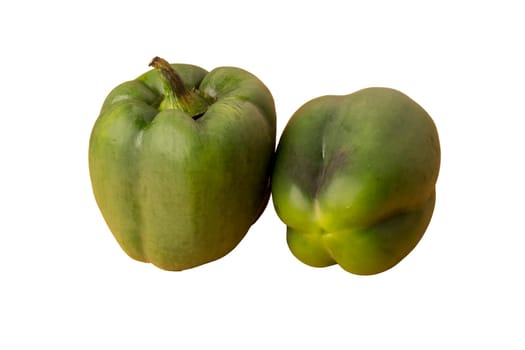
89,57,440,275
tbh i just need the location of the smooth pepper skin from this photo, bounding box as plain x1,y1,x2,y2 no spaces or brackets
271,88,440,275
89,61,276,271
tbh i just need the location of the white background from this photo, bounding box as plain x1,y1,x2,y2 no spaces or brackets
1,1,524,349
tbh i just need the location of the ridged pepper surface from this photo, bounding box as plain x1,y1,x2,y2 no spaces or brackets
272,88,440,275
89,57,276,271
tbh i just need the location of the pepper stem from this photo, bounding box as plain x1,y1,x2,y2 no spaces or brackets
149,56,209,118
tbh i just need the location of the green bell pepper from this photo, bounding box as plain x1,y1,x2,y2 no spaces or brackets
271,88,440,275
89,57,276,271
